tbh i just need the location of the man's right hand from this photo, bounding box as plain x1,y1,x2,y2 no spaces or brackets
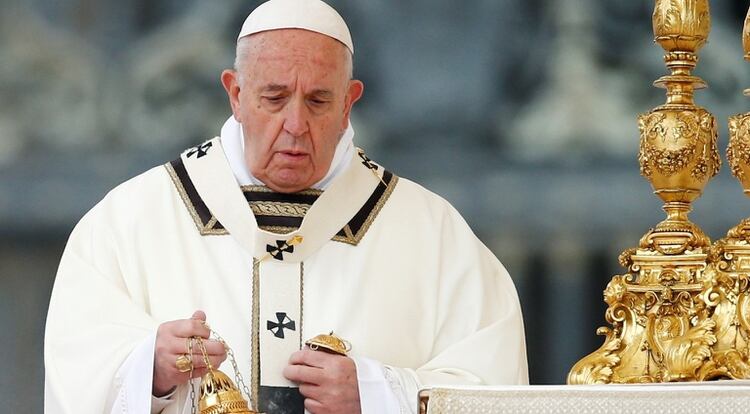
152,310,228,396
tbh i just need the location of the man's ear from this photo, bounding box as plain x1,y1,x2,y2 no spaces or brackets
342,80,364,128
221,70,242,121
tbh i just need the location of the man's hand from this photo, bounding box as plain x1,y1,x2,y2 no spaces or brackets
152,310,227,397
283,349,361,414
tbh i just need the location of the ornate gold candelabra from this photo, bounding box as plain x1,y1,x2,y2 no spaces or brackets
569,0,722,384
703,7,750,381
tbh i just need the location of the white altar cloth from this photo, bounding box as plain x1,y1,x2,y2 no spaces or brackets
420,381,750,414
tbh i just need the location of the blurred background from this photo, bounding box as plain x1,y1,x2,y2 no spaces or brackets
3,0,750,410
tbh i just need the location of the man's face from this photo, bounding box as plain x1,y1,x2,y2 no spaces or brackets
222,29,363,193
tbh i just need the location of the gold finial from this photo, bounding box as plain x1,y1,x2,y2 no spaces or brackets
653,0,710,54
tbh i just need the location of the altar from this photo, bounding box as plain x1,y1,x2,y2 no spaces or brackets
418,382,750,413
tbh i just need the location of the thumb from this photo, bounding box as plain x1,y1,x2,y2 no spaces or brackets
192,310,207,322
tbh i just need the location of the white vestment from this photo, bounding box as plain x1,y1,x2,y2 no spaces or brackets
44,135,528,414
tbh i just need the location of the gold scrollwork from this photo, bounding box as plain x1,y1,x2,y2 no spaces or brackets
567,328,622,385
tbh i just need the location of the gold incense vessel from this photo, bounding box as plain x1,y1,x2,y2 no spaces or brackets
199,370,257,414
305,331,351,356
190,334,261,414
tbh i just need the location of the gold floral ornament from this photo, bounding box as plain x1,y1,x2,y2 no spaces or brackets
305,331,352,356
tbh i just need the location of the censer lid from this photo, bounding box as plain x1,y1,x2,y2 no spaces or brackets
199,370,257,414
305,331,351,356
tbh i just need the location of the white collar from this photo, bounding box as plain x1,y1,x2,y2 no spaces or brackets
220,116,354,190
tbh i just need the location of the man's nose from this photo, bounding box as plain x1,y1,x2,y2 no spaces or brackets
282,98,310,137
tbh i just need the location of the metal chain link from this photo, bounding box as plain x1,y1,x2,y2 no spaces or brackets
188,337,197,414
209,328,253,404
195,337,213,370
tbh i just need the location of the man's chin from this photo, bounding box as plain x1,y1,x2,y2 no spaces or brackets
262,171,317,193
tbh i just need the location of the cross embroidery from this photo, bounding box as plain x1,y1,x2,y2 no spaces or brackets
187,142,213,159
266,239,295,261
267,312,296,339
358,150,379,171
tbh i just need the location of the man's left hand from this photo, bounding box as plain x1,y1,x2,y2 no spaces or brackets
283,349,361,414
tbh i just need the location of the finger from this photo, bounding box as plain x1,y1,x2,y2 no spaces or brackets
199,339,227,356
284,363,324,384
289,349,334,368
190,354,227,370
304,398,324,414
172,319,210,339
298,383,322,399
191,310,207,322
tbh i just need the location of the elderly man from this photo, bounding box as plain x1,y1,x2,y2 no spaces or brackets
44,0,528,413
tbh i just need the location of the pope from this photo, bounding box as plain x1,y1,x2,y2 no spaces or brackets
44,1,528,413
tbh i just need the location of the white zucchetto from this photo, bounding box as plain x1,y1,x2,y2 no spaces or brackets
237,0,354,54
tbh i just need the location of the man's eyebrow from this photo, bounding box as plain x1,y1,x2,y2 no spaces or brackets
309,89,334,99
261,84,289,93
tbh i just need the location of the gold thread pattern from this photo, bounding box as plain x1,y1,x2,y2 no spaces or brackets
299,262,304,351
249,202,309,218
258,225,298,235
241,185,322,197
343,224,355,240
251,258,260,408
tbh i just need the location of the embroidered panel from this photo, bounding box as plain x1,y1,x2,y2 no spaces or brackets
164,158,399,245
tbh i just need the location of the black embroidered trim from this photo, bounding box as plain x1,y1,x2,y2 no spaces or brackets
244,190,321,205
256,215,304,229
186,141,213,159
358,150,379,171
166,158,226,234
333,170,395,244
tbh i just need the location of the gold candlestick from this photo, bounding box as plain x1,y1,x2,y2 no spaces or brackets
569,0,721,384
699,6,750,381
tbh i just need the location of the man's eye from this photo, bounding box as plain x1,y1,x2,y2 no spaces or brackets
264,96,285,103
309,99,328,105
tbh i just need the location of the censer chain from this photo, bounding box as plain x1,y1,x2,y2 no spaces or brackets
209,328,253,403
188,337,197,414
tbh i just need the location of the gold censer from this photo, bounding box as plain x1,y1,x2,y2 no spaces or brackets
189,332,261,414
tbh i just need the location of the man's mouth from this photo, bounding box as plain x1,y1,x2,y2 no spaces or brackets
276,151,309,162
